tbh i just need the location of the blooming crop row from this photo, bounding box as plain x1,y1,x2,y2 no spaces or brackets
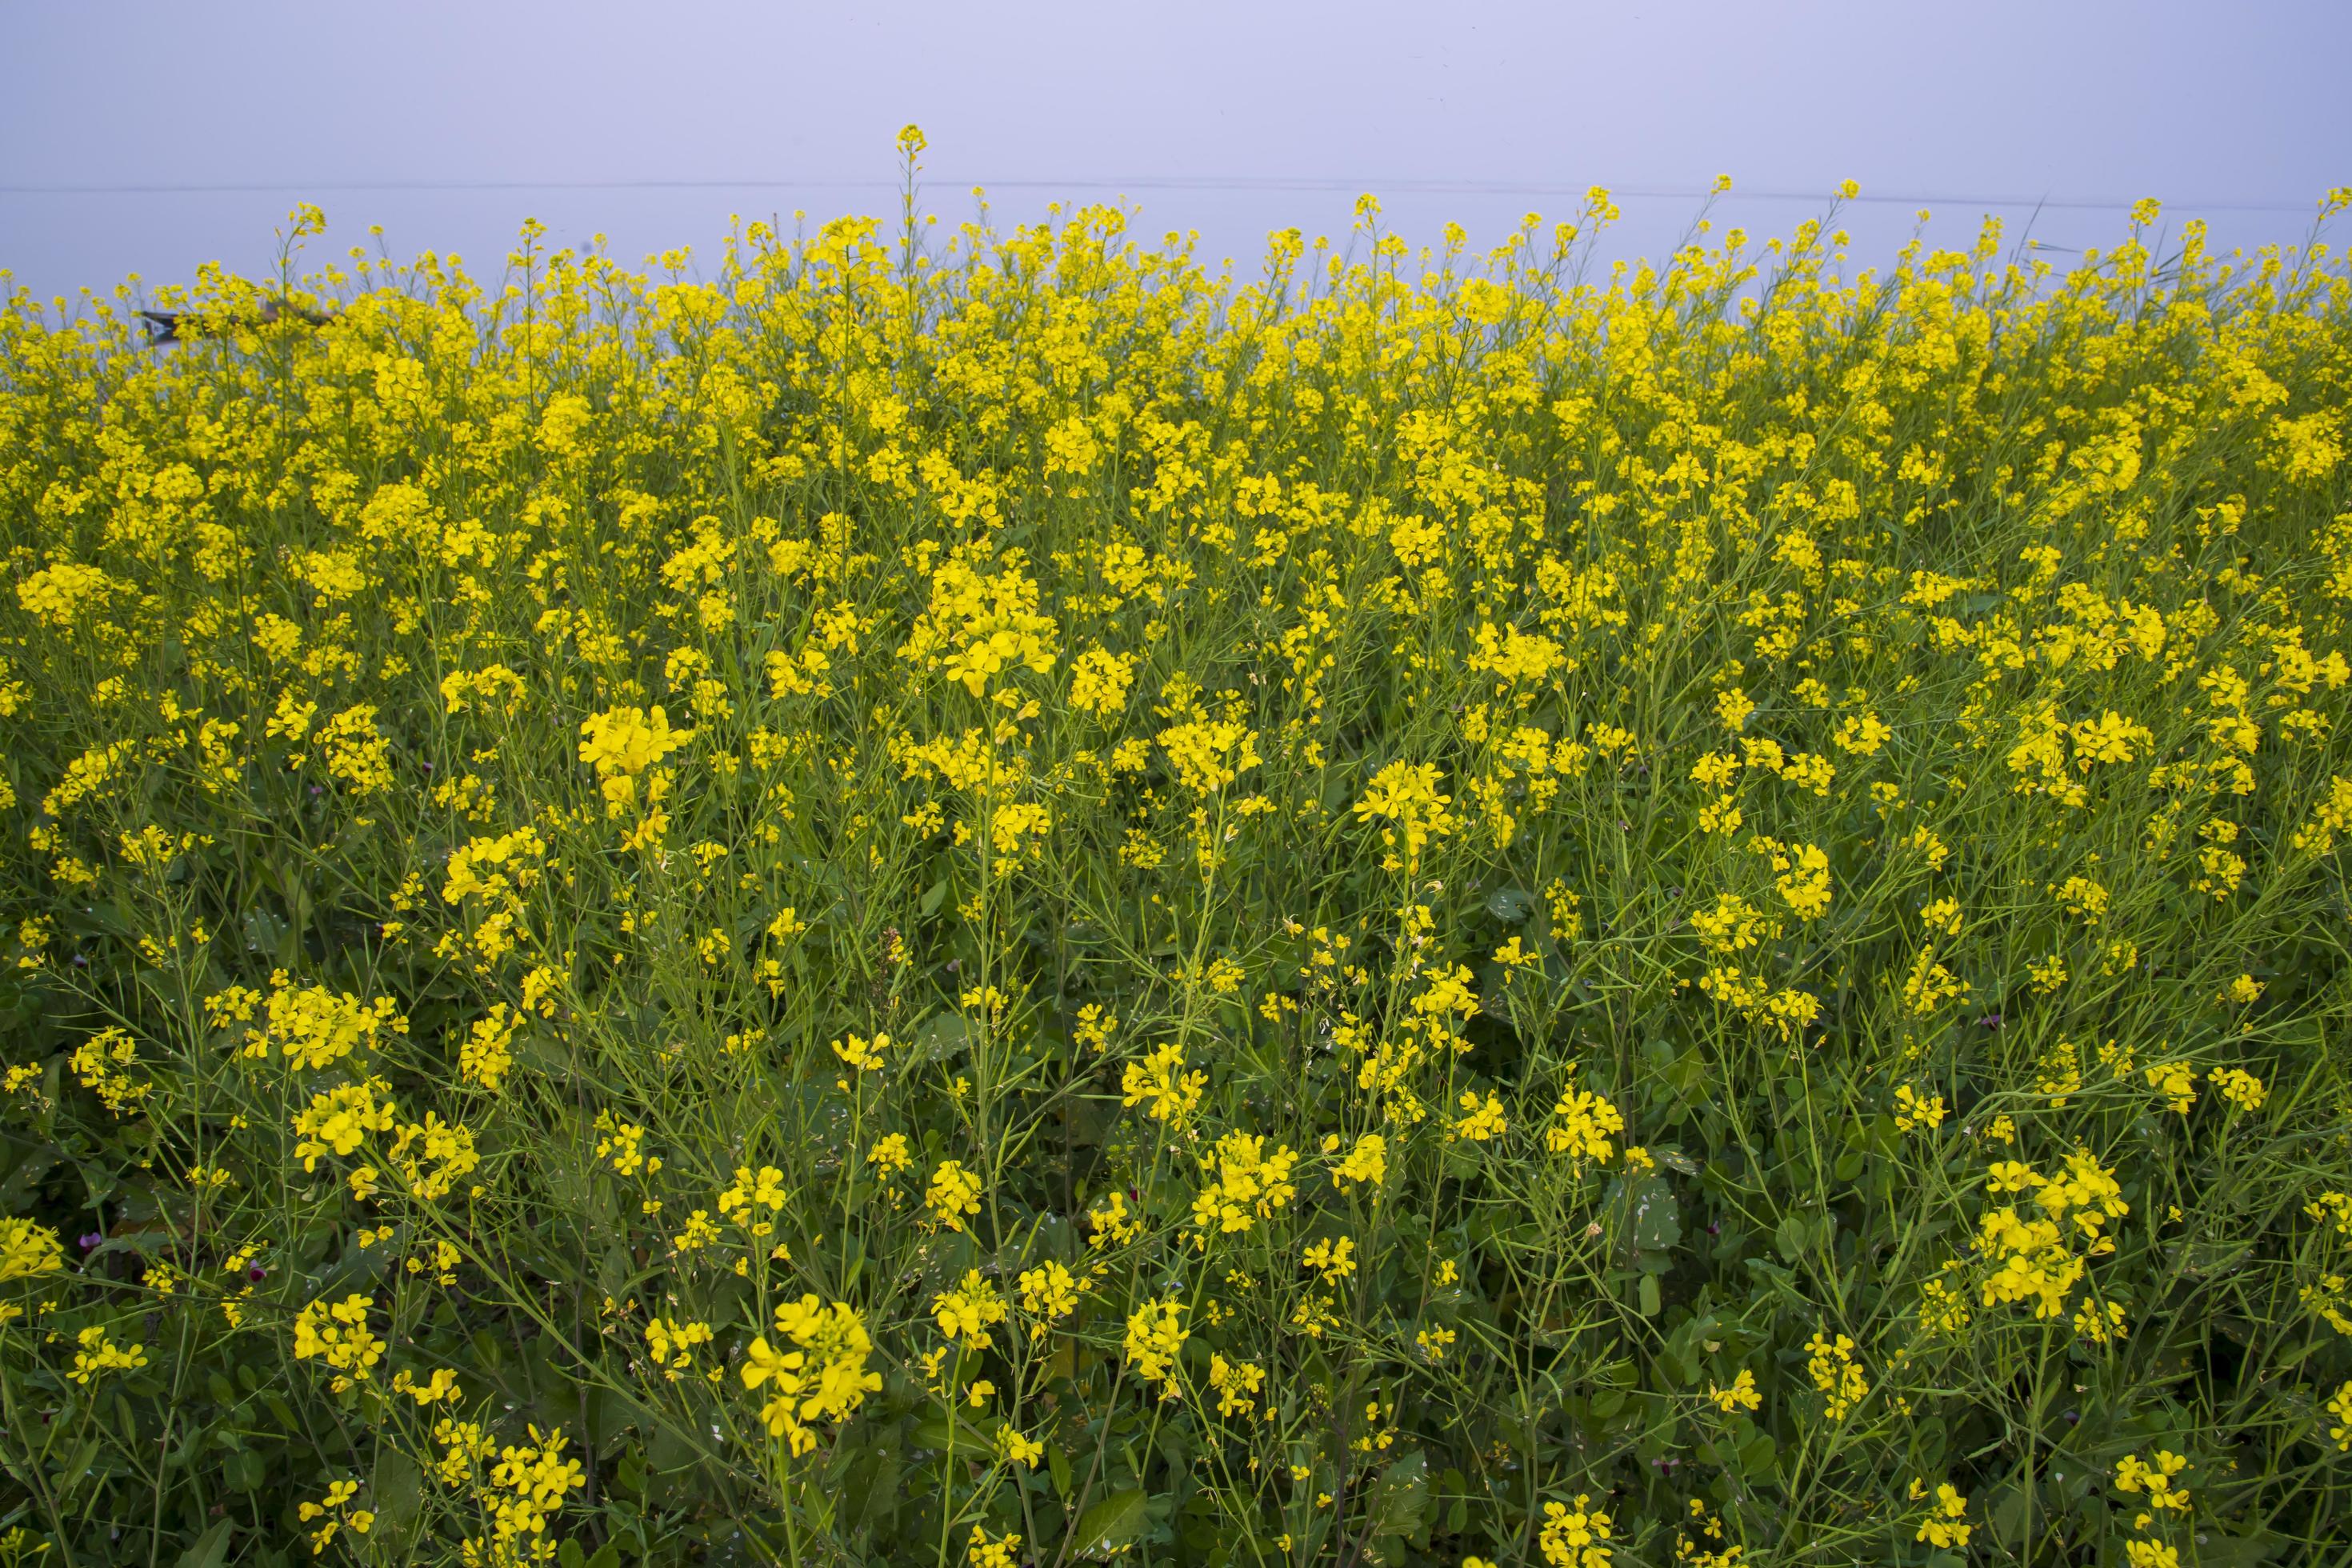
2,136,2351,1564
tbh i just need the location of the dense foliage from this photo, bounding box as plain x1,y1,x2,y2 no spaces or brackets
5,139,2352,1566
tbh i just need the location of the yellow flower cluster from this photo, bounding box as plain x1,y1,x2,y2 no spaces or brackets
1538,1494,1614,1568
1122,1297,1188,1392
1805,1330,1870,1422
1190,1130,1300,1237
742,1296,882,1456
293,1293,383,1390
6,159,2352,1563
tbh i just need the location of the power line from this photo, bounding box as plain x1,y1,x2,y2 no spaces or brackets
0,175,2323,214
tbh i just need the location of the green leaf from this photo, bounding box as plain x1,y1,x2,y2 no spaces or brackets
54,1435,102,1497
371,1449,423,1539
1983,1481,2032,1552
226,1448,267,1492
910,1410,993,1452
1485,887,1533,923
77,1158,119,1206
1366,1448,1428,1538
910,1010,977,1064
2197,1530,2286,1567
1071,1489,1149,1558
174,1520,234,1568
1624,1174,1682,1254
845,1442,901,1530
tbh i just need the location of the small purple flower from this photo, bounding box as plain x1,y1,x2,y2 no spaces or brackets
79,1231,103,1252
246,1263,266,1283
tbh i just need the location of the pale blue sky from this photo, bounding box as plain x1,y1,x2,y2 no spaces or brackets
3,0,2347,308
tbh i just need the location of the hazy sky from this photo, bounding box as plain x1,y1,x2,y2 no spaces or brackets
3,0,2348,310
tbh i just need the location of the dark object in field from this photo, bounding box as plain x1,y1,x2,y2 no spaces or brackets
139,300,337,345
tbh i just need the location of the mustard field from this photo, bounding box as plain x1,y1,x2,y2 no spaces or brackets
4,140,2352,1566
